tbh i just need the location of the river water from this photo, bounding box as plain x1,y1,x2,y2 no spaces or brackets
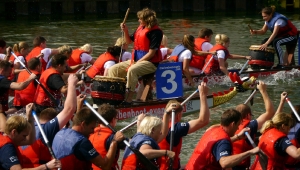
1,12,300,165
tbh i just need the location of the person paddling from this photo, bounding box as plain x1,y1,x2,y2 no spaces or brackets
26,36,47,71
67,44,95,73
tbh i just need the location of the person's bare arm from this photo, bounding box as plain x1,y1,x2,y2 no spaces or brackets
188,82,210,134
250,24,268,35
13,63,25,74
218,58,229,76
19,103,35,146
182,59,194,87
275,92,287,114
0,104,6,133
139,144,175,160
228,54,251,60
256,81,275,130
137,49,156,62
10,74,36,90
56,74,78,129
76,94,86,113
120,23,133,45
59,85,68,94
10,159,61,170
286,145,300,159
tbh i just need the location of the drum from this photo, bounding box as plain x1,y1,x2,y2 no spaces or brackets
248,45,275,70
91,76,126,105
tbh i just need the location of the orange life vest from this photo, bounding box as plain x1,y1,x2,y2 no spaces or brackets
67,49,85,73
8,52,23,81
232,119,252,168
26,47,46,72
18,126,52,168
190,38,208,70
185,126,231,170
204,44,230,75
0,134,23,166
34,68,61,107
14,70,39,107
86,52,116,78
89,126,119,170
158,122,183,170
250,128,287,170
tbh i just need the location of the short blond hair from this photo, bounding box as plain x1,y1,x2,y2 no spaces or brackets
58,45,72,56
115,37,126,47
5,115,31,134
215,34,230,46
79,44,93,54
137,116,162,136
161,35,168,47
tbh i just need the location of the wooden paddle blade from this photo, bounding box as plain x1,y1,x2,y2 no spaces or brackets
258,151,268,170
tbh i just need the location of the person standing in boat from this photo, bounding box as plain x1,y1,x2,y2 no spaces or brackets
250,112,300,170
67,44,95,73
0,60,36,112
89,103,128,170
250,6,298,68
52,106,124,170
192,28,214,71
13,58,41,109
168,34,214,87
204,34,251,76
158,82,210,170
26,36,47,71
232,81,275,170
185,109,260,169
0,103,62,170
108,8,163,106
86,46,121,79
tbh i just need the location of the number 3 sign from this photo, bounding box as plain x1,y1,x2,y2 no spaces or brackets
155,62,183,99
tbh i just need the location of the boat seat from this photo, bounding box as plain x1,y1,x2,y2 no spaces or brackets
285,30,300,66
137,73,155,102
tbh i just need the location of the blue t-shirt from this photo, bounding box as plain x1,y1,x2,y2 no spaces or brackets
274,137,293,156
212,139,232,161
0,143,20,170
74,138,99,161
166,122,190,146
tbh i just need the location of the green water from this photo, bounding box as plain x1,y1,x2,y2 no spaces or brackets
1,12,300,165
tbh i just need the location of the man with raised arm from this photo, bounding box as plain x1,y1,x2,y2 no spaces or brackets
17,74,78,168
232,81,275,170
158,82,210,170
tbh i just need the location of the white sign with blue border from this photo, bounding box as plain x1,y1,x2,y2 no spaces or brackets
156,62,183,99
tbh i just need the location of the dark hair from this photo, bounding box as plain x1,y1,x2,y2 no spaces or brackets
198,28,213,38
27,57,41,70
291,105,300,123
107,46,122,57
261,6,275,16
39,108,58,121
51,54,67,68
235,104,252,119
33,36,46,47
0,39,6,48
97,104,118,124
73,107,98,126
221,109,242,126
0,60,13,70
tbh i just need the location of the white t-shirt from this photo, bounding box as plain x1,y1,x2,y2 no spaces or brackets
121,51,131,61
41,48,51,63
0,54,5,60
216,50,226,59
202,42,213,52
14,56,25,69
178,49,202,74
80,53,93,63
104,61,116,69
160,47,168,60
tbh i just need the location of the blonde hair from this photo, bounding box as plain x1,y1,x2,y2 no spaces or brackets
182,34,195,54
215,34,230,46
58,45,72,56
79,44,93,54
165,99,183,114
137,8,158,28
5,115,31,134
13,41,29,53
137,116,162,136
115,37,126,47
161,35,168,47
260,112,295,133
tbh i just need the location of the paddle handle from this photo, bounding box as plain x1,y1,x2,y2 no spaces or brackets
239,59,249,74
120,120,138,132
122,8,130,24
170,109,175,151
76,66,85,74
244,89,257,104
245,131,256,148
286,97,300,122
200,56,213,75
248,24,253,32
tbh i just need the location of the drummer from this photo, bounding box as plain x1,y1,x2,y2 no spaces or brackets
108,8,163,105
85,46,121,79
250,6,298,68
204,34,251,76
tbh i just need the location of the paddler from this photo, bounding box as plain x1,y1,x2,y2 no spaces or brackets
108,8,163,106
0,39,9,60
26,36,47,71
67,44,95,73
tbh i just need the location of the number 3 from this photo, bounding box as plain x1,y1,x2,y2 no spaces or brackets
161,70,177,94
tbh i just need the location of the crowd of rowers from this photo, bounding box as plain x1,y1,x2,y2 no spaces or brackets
0,6,299,170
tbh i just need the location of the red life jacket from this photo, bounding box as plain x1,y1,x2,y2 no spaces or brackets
185,126,231,170
204,44,230,75
86,52,116,78
285,138,300,168
18,125,52,168
67,49,85,73
122,133,161,170
232,119,252,168
158,122,182,170
52,128,92,170
89,126,119,170
190,38,208,70
131,25,163,64
8,52,23,81
250,128,287,170
26,47,47,72
34,68,61,107
0,134,23,166
0,75,9,112
14,70,39,107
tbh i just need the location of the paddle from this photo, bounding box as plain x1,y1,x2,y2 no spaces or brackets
84,101,159,170
244,89,257,105
245,131,268,170
122,8,130,24
168,107,176,170
239,59,250,75
32,110,61,170
11,52,58,106
285,97,300,122
248,24,253,32
119,120,138,132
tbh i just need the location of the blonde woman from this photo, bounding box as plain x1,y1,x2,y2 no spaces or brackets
115,37,131,62
204,34,251,76
67,44,95,73
168,34,213,86
9,42,30,79
122,104,177,169
43,45,73,70
251,113,300,170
